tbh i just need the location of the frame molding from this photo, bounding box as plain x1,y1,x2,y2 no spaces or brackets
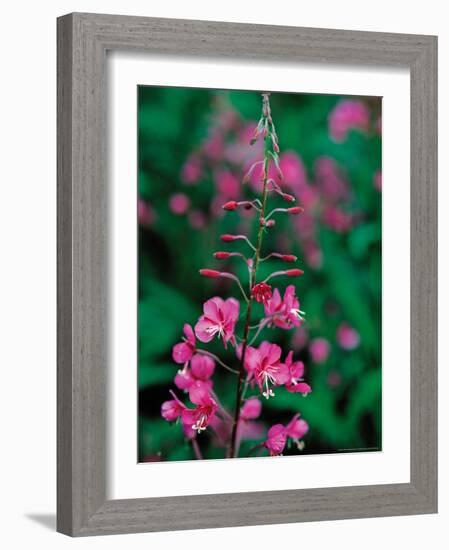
57,12,437,536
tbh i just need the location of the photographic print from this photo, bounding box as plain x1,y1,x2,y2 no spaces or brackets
138,87,382,462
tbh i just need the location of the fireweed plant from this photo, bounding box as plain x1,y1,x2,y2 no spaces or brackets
161,93,312,459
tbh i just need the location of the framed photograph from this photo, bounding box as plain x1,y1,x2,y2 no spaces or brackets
57,13,437,536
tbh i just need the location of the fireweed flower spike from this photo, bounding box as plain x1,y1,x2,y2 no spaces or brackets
162,92,311,459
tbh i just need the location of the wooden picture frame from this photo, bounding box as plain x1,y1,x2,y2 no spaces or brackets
57,12,437,536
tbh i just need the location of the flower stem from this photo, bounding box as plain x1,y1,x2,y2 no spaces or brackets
229,93,271,458
196,349,239,374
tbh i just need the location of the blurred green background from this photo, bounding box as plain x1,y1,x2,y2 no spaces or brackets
138,86,382,462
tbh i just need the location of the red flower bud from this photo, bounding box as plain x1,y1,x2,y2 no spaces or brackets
265,219,276,228
251,282,273,304
286,269,304,277
214,252,231,259
220,234,237,242
288,206,304,214
199,269,221,278
222,201,238,211
279,254,297,262
282,193,295,202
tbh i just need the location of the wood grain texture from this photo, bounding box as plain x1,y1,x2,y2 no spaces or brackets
57,12,438,536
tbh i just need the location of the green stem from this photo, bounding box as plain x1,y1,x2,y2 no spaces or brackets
228,103,271,458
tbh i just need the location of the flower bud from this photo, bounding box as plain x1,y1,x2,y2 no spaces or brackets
288,206,304,215
282,193,296,202
199,269,221,278
271,253,297,262
265,219,276,228
222,201,238,211
220,234,237,242
214,252,231,260
286,269,304,277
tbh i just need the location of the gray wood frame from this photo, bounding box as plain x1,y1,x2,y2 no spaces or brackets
57,12,438,536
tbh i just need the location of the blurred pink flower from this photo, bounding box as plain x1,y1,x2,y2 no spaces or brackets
240,397,262,421
195,297,240,346
181,381,218,433
279,151,308,190
329,99,370,142
244,341,290,399
322,206,354,233
181,154,203,184
336,323,360,350
215,170,240,199
309,337,330,364
188,209,207,229
303,241,323,269
291,326,309,350
203,132,224,161
169,192,190,215
315,156,349,202
263,424,287,456
264,285,304,329
138,198,156,227
327,370,342,388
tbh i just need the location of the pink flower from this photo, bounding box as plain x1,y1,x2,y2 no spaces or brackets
309,337,330,364
282,351,312,395
264,285,304,329
181,381,218,433
329,99,370,142
138,198,156,227
263,424,287,456
181,154,203,184
174,353,215,392
203,132,224,161
279,151,308,190
240,397,262,420
195,297,240,346
315,156,349,202
169,193,190,215
190,354,215,381
215,170,240,199
336,323,360,350
251,282,273,304
244,341,290,399
172,324,196,366
285,414,309,447
161,399,185,422
373,170,382,191
174,367,195,391
322,206,353,233
188,209,207,229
